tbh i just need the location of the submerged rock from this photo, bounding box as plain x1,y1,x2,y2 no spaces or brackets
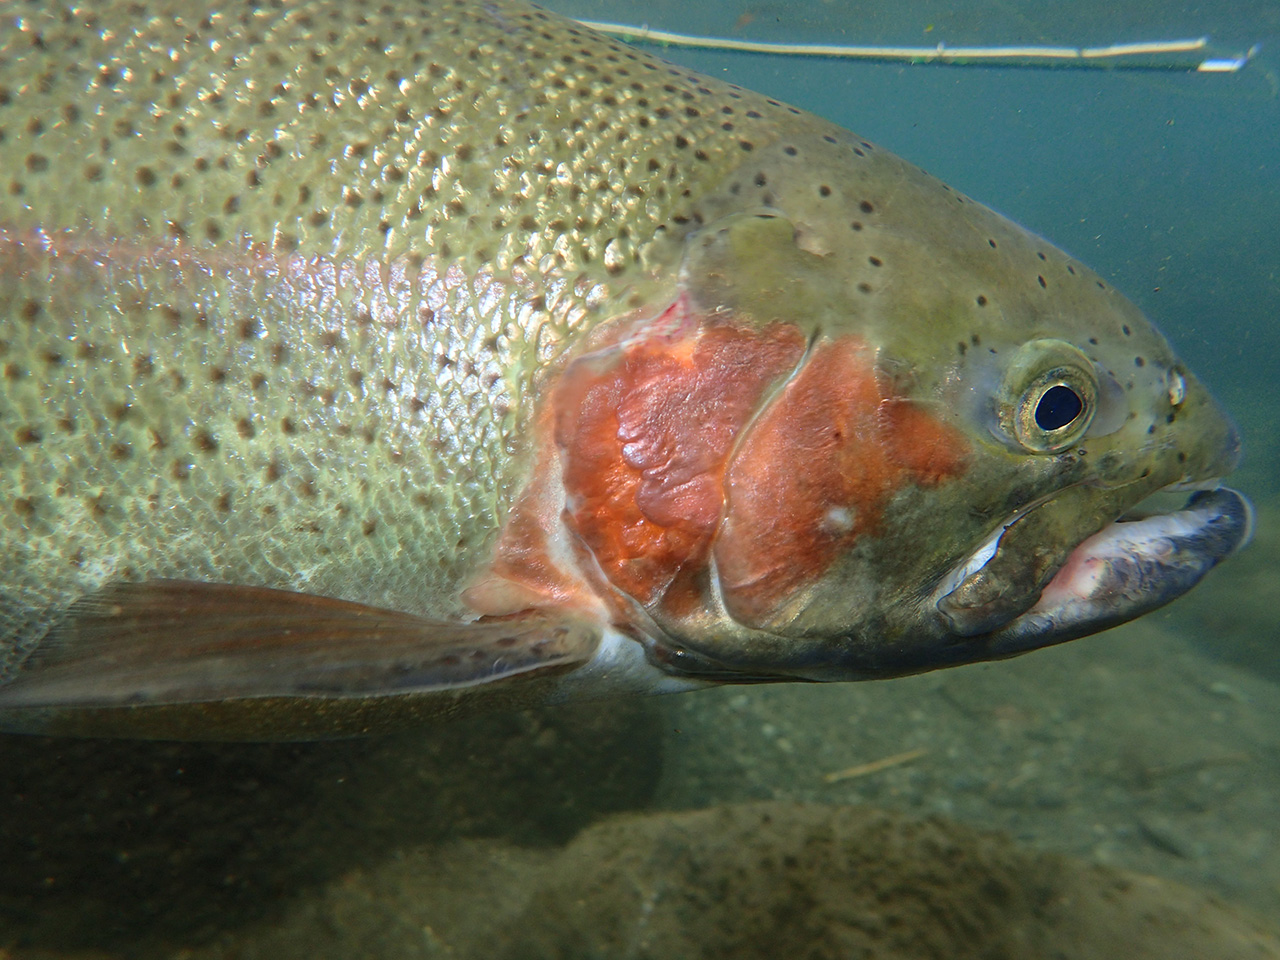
180,802,1280,960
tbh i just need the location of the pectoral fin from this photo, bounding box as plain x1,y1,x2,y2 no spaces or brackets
0,580,601,739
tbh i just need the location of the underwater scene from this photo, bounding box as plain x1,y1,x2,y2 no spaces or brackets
0,0,1277,956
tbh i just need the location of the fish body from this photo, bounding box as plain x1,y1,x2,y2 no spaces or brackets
0,0,1250,738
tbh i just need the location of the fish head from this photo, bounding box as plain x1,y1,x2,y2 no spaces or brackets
555,129,1250,683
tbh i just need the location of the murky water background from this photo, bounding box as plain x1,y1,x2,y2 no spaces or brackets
1,1,1277,956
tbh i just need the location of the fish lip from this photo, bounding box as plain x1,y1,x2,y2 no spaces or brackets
941,484,1254,652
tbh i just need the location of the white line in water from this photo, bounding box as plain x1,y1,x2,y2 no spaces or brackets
577,21,1254,72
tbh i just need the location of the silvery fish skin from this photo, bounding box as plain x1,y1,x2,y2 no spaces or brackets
0,0,1250,738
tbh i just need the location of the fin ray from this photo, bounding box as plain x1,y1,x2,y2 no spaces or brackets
0,580,599,708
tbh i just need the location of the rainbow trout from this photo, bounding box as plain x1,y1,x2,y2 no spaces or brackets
0,0,1251,738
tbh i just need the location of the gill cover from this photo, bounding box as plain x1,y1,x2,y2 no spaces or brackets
555,212,971,677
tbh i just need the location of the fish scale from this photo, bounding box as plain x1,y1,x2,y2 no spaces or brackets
0,0,1250,737
0,0,747,646
0,0,901,637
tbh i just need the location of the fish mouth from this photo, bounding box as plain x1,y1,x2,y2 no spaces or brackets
935,485,1254,654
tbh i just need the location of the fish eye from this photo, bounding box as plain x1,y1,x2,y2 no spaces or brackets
1034,384,1083,431
1013,367,1096,452
998,340,1098,454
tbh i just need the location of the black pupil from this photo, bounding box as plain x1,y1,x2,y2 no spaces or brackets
1035,384,1083,431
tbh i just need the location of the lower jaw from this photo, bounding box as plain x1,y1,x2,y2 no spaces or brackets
984,485,1253,651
